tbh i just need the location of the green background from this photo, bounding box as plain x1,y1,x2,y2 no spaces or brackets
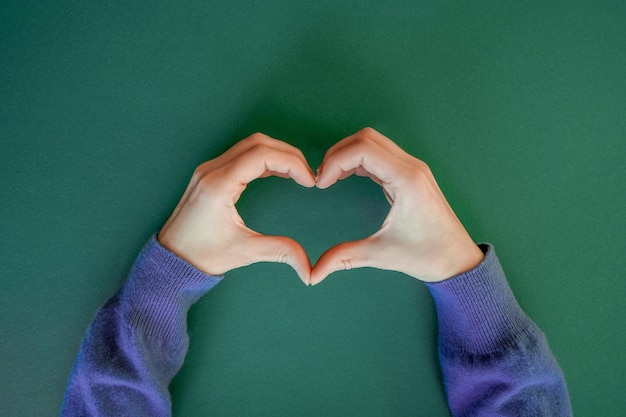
2,1,625,415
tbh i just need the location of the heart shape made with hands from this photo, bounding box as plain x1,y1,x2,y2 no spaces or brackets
158,128,485,287
237,175,390,274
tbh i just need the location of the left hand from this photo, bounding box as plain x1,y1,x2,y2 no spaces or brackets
158,133,317,285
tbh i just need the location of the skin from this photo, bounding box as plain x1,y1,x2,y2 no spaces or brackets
312,127,484,284
158,132,316,285
158,128,484,286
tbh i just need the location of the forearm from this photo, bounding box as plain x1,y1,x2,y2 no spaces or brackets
426,244,572,416
60,235,222,417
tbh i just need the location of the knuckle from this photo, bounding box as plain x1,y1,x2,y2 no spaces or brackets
276,249,290,264
340,258,352,271
192,166,203,179
189,172,217,202
416,159,433,175
247,132,270,145
245,143,274,162
191,166,207,185
353,129,379,147
408,161,434,185
358,126,377,136
195,172,214,192
295,148,306,160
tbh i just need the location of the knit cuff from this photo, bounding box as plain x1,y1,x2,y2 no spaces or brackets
122,234,223,341
426,244,532,354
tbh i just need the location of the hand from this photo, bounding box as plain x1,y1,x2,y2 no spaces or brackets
311,128,484,285
158,133,317,285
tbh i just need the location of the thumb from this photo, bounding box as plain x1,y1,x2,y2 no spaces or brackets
244,234,312,286
310,239,375,286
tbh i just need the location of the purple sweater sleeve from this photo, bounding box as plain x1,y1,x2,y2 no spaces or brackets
426,244,572,416
61,237,571,416
60,235,222,417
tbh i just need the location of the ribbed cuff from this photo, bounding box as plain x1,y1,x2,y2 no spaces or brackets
122,234,223,341
426,244,532,354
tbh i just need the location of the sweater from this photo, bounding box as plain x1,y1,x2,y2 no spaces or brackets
60,235,572,416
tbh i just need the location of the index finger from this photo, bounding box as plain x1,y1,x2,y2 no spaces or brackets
209,133,313,175
228,144,317,188
316,135,399,190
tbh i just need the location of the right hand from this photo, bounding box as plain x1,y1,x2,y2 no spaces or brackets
311,128,484,285
158,133,316,285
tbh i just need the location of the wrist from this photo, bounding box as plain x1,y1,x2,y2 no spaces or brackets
431,241,485,282
157,230,195,269
425,243,532,353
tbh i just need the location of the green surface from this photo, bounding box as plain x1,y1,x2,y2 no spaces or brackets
2,1,625,415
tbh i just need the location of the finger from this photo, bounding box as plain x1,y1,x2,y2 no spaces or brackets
243,234,312,285
229,145,317,189
318,128,421,186
257,169,312,180
310,238,377,286
333,165,385,186
318,127,398,167
207,133,314,180
316,136,397,190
